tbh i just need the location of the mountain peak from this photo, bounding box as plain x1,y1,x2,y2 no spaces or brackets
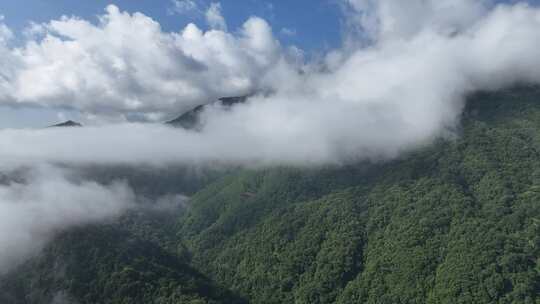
166,96,248,130
49,120,83,128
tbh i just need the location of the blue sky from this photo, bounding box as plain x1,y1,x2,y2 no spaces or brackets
0,0,343,52
1,0,540,54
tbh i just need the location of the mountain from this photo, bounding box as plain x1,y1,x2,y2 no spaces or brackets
1,88,540,303
166,96,248,130
49,120,83,128
0,217,246,304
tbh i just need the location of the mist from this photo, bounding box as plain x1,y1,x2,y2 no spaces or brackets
0,165,134,273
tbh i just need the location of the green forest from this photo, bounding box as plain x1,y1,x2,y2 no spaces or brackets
0,88,539,303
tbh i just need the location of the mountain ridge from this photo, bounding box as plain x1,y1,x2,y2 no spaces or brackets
166,96,248,130
1,88,539,303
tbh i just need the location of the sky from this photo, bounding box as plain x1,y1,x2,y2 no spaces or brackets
0,0,343,52
0,0,536,128
0,0,539,163
0,0,345,128
0,0,534,51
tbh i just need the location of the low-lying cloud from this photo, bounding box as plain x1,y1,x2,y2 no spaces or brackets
0,165,134,273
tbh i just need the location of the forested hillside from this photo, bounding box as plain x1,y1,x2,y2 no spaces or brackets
1,88,539,303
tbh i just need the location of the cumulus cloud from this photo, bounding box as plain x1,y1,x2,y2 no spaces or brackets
0,5,282,122
0,165,134,273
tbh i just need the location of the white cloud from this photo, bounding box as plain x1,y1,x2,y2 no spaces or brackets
205,2,227,31
0,5,283,122
343,0,490,43
0,165,134,273
0,21,13,43
0,1,538,166
0,1,539,164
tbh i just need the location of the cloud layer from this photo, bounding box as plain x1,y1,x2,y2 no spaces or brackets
1,1,540,165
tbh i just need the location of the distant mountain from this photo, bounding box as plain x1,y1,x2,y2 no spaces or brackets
48,120,82,128
166,96,248,130
2,88,540,303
